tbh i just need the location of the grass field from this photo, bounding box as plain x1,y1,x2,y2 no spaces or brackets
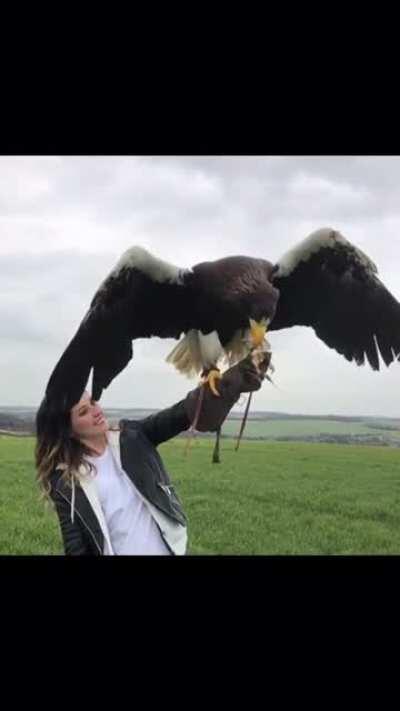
1,434,400,555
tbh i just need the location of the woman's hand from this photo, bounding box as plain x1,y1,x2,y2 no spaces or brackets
223,350,272,394
184,350,272,432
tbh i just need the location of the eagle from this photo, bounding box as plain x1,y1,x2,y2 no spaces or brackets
45,228,400,411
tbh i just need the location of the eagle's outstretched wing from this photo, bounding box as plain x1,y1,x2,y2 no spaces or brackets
45,247,194,408
270,228,400,370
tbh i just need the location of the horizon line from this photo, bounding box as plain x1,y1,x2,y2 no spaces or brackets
1,405,399,421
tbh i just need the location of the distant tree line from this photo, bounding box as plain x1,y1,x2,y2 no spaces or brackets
0,413,34,433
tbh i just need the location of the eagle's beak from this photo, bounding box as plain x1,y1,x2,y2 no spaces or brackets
249,318,268,348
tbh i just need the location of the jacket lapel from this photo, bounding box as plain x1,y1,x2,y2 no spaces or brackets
77,464,115,556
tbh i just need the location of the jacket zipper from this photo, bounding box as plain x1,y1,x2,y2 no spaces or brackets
57,488,103,555
156,482,188,523
157,483,174,495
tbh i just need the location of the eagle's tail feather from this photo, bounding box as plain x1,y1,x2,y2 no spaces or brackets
166,330,203,378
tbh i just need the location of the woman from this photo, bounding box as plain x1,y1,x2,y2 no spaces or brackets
35,353,269,555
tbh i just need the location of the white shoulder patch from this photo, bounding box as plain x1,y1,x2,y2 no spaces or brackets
112,245,191,284
274,228,378,278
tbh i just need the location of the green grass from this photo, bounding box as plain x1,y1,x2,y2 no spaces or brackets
0,436,63,555
1,434,400,555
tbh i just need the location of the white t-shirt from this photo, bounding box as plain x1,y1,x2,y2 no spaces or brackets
86,446,171,556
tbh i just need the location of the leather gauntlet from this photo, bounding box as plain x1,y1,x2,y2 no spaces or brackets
183,350,271,432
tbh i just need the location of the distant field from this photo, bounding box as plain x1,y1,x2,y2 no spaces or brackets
3,405,400,445
1,434,400,555
220,418,379,438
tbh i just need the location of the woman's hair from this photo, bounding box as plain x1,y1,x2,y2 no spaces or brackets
35,394,94,500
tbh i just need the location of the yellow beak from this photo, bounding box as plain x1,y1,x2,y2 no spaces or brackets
249,318,268,348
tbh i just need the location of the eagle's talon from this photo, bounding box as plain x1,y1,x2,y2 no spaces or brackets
201,368,222,397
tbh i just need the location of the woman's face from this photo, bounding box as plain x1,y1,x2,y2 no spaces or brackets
70,391,109,440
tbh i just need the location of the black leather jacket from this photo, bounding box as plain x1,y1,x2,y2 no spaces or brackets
49,399,191,555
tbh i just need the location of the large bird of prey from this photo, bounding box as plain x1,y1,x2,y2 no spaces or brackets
45,228,400,410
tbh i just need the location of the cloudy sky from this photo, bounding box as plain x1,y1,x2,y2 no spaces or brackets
1,155,400,417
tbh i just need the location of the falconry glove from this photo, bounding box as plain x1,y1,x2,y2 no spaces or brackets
184,350,272,433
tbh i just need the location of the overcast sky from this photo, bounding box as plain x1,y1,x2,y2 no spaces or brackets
1,155,400,417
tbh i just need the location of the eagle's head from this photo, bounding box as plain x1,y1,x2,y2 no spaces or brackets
243,288,279,349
